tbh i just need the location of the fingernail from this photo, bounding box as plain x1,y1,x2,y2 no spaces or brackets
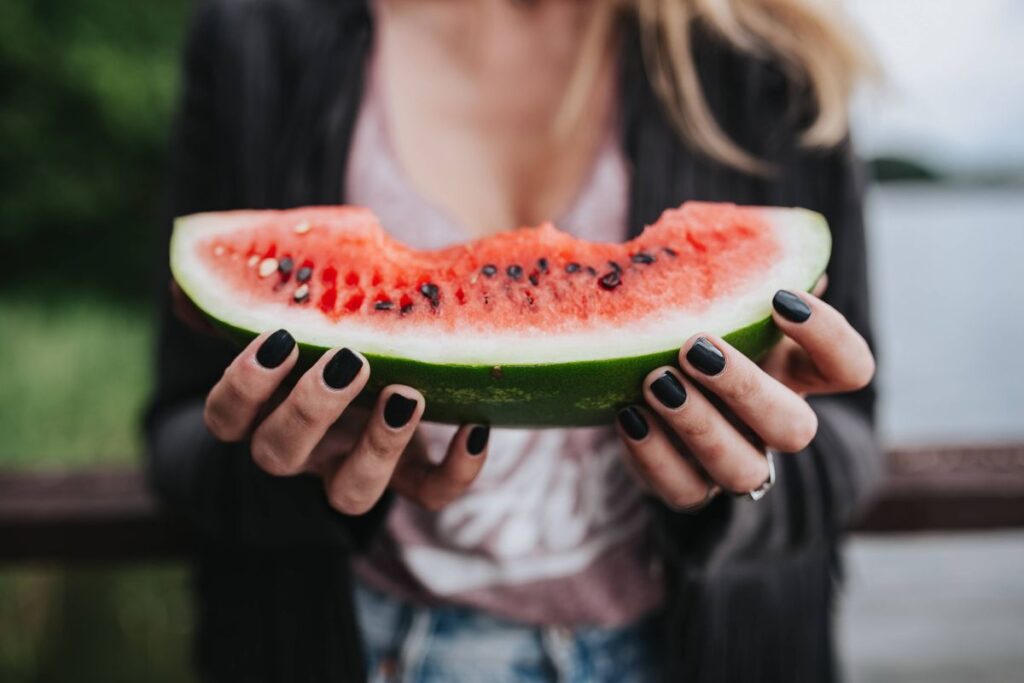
686,337,725,376
617,406,649,440
650,371,687,409
773,290,812,323
384,393,418,428
467,425,490,456
255,329,295,368
323,348,363,389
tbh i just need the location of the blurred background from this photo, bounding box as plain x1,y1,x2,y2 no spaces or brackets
1,0,1021,681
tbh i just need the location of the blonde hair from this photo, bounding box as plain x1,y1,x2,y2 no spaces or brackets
562,0,874,174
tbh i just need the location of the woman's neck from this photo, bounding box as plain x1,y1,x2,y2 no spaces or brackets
375,0,616,235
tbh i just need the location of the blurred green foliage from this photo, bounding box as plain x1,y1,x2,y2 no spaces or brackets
1,0,192,303
0,296,152,466
2,1,195,680
0,566,195,683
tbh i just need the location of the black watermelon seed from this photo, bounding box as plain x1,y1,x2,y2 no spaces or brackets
608,260,622,273
662,247,678,257
419,282,440,307
528,273,540,286
586,266,598,277
507,265,523,280
481,264,497,277
278,257,294,275
293,286,310,303
631,252,655,264
296,266,313,283
565,262,581,274
599,270,621,290
537,258,548,273
375,300,394,311
400,303,414,314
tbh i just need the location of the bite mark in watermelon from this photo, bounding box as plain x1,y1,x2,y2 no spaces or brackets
171,202,831,426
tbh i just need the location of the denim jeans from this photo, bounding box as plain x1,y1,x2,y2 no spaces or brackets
355,584,663,683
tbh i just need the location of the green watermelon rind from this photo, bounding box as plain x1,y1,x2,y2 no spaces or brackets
210,311,784,427
174,207,829,427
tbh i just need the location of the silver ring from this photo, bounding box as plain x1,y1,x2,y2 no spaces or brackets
745,450,776,502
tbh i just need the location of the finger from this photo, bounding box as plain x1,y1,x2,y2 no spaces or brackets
678,336,819,453
618,451,655,494
639,369,776,491
250,347,369,476
771,289,875,393
324,386,425,515
203,329,297,442
615,405,717,510
395,424,490,511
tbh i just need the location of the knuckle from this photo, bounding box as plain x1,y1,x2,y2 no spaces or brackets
796,411,820,450
250,435,294,476
288,395,321,430
850,355,877,390
249,437,279,473
676,413,715,441
220,372,252,408
776,409,818,453
363,428,398,463
204,401,247,442
449,467,478,489
691,437,728,465
435,469,474,496
327,486,375,516
205,381,255,442
684,423,724,462
836,365,868,392
831,344,875,392
419,494,448,513
726,371,763,405
777,432,808,455
629,447,672,482
727,463,769,494
203,402,232,441
665,488,705,511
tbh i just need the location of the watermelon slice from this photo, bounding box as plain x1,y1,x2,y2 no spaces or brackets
171,202,830,426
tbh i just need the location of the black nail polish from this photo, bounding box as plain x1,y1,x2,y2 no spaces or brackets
686,337,725,376
323,348,362,390
467,425,490,456
383,394,417,428
255,329,295,368
651,372,687,409
773,290,812,323
617,406,649,440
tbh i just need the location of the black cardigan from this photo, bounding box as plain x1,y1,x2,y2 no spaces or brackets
145,1,882,681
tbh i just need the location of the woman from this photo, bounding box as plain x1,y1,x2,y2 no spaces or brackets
147,0,879,681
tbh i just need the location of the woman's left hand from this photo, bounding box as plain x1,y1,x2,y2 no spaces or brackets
615,282,875,511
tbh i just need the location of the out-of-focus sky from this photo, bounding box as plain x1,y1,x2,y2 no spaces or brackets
848,0,1024,174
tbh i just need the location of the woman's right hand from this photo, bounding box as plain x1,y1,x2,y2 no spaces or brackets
202,328,490,515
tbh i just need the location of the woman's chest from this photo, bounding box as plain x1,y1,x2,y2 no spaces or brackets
372,0,617,235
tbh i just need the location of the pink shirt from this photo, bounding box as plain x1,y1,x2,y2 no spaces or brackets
346,56,663,627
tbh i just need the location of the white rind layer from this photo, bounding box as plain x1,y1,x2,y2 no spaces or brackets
171,208,830,365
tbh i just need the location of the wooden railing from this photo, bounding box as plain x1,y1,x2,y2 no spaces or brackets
1,443,1022,563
